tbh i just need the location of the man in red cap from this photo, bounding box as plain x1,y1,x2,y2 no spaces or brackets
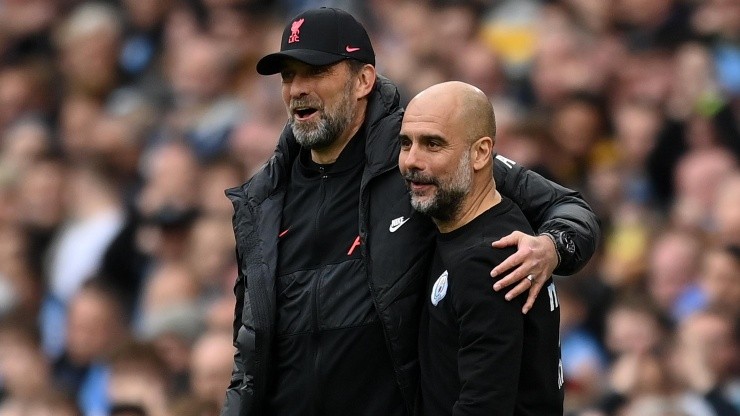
223,7,598,416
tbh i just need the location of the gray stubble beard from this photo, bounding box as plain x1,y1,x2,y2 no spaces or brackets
289,78,356,150
408,150,472,222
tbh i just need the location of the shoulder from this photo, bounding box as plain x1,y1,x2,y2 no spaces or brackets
372,75,402,113
225,163,272,206
469,198,535,242
364,76,404,170
444,243,507,278
225,132,296,209
439,240,504,293
493,154,524,181
490,197,535,235
439,201,532,278
493,154,520,171
366,75,402,127
441,243,521,310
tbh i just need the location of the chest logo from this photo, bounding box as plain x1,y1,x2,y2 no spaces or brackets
389,216,411,233
431,270,448,306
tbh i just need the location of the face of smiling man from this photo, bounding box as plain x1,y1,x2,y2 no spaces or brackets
399,91,473,222
401,143,473,222
280,59,361,151
399,81,497,226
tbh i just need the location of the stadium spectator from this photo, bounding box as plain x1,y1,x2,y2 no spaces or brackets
53,280,129,416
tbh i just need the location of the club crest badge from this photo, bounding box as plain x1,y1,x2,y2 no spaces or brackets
288,18,304,43
431,270,448,306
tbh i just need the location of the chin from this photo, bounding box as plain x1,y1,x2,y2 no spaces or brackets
292,121,318,135
410,197,434,214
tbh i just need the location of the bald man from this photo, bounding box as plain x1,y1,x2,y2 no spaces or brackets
399,82,563,416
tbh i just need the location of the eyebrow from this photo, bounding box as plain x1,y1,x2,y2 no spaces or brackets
422,134,448,144
398,133,448,143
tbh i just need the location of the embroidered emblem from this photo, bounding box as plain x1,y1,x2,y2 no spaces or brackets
288,18,304,43
431,270,448,306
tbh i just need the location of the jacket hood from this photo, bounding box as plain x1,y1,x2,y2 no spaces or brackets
364,75,403,176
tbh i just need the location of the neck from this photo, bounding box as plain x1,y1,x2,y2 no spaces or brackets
435,177,501,233
310,102,367,165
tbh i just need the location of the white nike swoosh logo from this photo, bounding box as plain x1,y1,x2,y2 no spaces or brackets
389,216,411,233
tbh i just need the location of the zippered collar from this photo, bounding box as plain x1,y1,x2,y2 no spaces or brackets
296,126,366,178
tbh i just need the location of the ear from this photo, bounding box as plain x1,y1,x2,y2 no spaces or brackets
355,64,376,99
471,136,493,171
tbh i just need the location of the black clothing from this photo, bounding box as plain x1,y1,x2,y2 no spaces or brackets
419,199,563,416
268,131,403,415
100,212,149,317
705,387,740,416
222,76,599,416
276,130,366,273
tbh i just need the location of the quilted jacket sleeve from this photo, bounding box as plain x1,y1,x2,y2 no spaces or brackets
493,154,601,275
221,249,248,416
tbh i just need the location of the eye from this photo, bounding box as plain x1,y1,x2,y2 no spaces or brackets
427,140,441,150
308,65,330,76
399,136,411,150
280,70,294,82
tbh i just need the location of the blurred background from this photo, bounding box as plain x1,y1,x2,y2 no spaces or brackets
0,0,737,415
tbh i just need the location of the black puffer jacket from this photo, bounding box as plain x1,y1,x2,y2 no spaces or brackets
221,76,599,416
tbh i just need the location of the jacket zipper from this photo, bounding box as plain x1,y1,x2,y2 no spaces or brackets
311,167,328,416
359,165,414,414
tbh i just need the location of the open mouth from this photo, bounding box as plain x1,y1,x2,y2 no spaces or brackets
293,106,318,120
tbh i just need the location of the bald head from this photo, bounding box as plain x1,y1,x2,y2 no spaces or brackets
406,81,496,146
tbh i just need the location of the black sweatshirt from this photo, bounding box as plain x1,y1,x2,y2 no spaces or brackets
419,198,564,416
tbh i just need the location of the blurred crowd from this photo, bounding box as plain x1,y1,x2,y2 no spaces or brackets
0,0,737,415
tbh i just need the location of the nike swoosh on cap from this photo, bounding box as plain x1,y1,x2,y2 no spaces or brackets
345,46,361,52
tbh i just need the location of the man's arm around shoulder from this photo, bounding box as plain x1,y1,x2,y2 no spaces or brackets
493,154,600,275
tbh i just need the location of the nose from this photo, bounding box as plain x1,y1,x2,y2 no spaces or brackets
289,73,310,98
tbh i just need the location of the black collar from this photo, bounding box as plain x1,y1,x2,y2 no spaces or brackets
297,126,367,177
